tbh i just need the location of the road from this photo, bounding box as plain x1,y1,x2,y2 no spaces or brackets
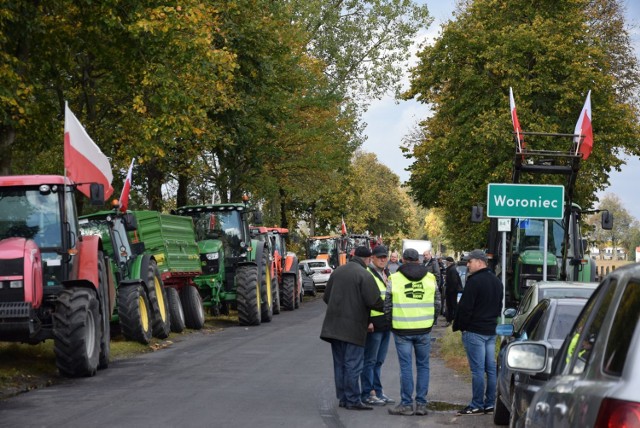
0,298,495,428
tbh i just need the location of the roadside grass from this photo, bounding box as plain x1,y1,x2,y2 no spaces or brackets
437,327,471,380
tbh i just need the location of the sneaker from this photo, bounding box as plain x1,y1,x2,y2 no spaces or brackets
379,394,396,405
457,406,483,415
484,406,494,414
363,396,386,406
388,404,414,416
415,403,428,416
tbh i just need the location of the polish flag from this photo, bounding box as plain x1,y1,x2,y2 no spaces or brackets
64,103,113,200
574,91,593,160
341,217,348,235
510,87,525,152
119,158,135,212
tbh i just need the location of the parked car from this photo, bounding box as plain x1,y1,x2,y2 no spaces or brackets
300,259,332,290
299,263,317,296
494,298,588,426
505,263,640,427
506,281,598,336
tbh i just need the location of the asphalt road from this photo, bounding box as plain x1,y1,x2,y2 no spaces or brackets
0,298,495,428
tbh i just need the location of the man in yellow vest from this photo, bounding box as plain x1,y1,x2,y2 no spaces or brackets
360,245,395,406
385,248,440,416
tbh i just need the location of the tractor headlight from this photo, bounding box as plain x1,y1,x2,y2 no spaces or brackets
9,280,23,289
205,252,219,261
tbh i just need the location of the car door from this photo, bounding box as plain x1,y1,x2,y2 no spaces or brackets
526,278,617,427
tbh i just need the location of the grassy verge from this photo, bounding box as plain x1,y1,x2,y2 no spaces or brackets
437,327,471,380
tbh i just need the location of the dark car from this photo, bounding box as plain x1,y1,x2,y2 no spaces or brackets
494,298,587,426
505,263,640,427
299,262,317,296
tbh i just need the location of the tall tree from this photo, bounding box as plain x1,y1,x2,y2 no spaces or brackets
404,0,640,250
587,193,635,259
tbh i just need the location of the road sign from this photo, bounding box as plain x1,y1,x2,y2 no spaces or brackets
498,218,511,232
487,184,564,219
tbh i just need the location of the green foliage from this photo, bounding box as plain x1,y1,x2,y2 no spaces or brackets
405,0,640,250
587,193,636,257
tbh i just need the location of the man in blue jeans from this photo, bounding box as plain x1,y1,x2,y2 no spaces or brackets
385,248,440,416
452,249,503,415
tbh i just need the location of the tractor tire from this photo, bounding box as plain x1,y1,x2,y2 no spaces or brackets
260,251,273,323
147,261,171,339
118,284,152,344
98,253,111,370
236,265,261,326
166,287,185,333
281,275,296,311
181,285,205,330
272,281,281,315
53,288,101,377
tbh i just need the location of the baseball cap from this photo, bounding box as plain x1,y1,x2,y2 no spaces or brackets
402,248,419,261
354,246,372,257
463,249,488,263
445,256,455,263
371,245,388,257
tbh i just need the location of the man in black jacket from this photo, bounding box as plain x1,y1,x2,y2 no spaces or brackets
320,246,384,410
444,256,462,326
453,249,503,416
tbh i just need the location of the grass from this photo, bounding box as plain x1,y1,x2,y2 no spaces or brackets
437,328,471,380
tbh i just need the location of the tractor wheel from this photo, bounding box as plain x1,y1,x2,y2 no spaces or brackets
98,252,111,370
236,265,261,326
53,288,101,377
146,260,171,339
181,285,205,330
118,284,152,344
272,280,281,315
260,251,273,323
281,275,295,311
166,287,185,333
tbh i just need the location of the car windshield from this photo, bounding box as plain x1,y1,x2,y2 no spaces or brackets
308,262,327,269
549,304,584,340
0,187,61,248
541,287,595,299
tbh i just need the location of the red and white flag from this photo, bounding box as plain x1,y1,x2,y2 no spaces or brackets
341,217,348,235
510,87,525,152
119,158,135,212
574,90,593,160
64,103,113,200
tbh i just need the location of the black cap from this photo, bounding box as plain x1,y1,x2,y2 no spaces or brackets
445,256,455,263
371,245,388,257
463,249,488,263
354,246,372,257
402,248,419,261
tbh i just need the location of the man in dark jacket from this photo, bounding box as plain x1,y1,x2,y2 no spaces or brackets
453,249,503,416
444,256,462,326
423,249,443,322
320,246,384,410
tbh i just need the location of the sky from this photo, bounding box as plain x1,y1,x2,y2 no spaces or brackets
361,0,640,220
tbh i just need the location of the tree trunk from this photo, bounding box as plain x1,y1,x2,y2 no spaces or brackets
0,126,16,175
177,172,189,207
146,160,164,210
279,187,288,229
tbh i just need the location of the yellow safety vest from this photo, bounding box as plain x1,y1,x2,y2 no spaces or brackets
389,271,436,330
368,267,387,317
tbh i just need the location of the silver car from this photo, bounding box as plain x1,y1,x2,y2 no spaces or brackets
300,259,333,290
505,263,640,427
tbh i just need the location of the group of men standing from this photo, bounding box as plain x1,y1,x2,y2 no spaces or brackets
320,245,503,417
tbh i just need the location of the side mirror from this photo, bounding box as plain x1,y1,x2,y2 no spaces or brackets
601,210,613,230
89,183,105,205
503,307,517,318
471,205,484,223
123,213,138,231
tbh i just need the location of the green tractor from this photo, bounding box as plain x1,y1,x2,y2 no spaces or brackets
173,202,273,326
79,210,171,344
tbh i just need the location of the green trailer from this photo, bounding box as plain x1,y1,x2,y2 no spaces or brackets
79,211,172,344
129,210,205,331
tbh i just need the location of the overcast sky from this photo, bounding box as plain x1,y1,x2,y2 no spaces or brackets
361,0,640,220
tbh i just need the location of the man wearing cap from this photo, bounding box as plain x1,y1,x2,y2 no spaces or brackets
453,249,503,416
360,245,395,406
320,246,384,410
443,256,462,326
384,248,441,416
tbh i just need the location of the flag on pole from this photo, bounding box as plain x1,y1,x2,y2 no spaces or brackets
64,102,114,200
341,217,348,235
119,158,135,212
574,90,593,160
509,87,525,152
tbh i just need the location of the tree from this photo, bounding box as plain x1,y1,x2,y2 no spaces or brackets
404,0,640,250
586,193,635,259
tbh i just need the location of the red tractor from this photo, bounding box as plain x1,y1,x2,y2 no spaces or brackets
0,175,115,377
266,227,302,311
